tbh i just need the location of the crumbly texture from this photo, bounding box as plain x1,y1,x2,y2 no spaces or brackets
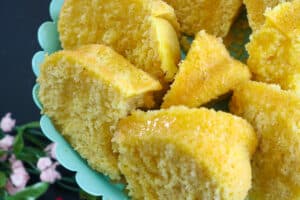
38,45,161,180
246,0,300,95
243,0,292,31
162,0,242,37
113,106,257,200
162,31,250,108
230,81,300,200
58,0,180,83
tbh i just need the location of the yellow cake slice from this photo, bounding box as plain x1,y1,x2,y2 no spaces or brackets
113,106,257,200
230,81,300,200
246,0,300,95
58,0,180,83
38,44,162,180
244,0,293,31
162,0,242,37
162,31,250,108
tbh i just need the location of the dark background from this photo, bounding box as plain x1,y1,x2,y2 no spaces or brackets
0,1,79,199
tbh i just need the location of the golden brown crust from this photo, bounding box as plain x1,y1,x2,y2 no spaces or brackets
230,81,300,200
114,106,257,200
58,0,180,83
38,45,161,180
162,31,250,108
243,0,293,31
162,0,242,37
246,0,300,95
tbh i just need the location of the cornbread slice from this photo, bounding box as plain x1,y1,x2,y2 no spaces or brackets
38,45,162,180
230,81,300,200
244,0,293,31
113,106,257,200
58,0,180,83
163,0,243,37
162,31,251,108
246,0,300,95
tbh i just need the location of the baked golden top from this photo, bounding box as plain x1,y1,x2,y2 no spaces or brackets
244,0,293,31
58,0,180,82
163,0,242,37
38,44,162,180
230,81,300,200
42,44,162,97
114,106,257,200
246,0,300,94
36,0,300,198
162,31,250,108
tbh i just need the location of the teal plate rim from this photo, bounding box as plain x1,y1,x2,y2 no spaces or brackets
32,0,129,199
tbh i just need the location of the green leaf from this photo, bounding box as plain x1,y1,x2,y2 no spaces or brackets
16,122,40,132
0,150,6,157
60,176,76,184
23,133,47,149
6,182,49,200
0,163,11,175
25,129,44,137
0,129,4,139
0,172,7,188
0,189,8,200
56,181,79,193
15,146,46,167
13,132,24,155
79,189,102,200
25,168,39,176
15,152,37,165
23,147,46,158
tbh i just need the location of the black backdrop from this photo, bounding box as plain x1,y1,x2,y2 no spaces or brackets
0,1,79,199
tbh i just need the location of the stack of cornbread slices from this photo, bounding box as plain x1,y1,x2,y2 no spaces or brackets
38,0,300,199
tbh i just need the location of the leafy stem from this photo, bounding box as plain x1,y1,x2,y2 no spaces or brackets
15,122,40,132
56,181,80,192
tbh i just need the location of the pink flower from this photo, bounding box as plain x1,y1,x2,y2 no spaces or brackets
37,157,52,171
40,163,61,184
0,113,16,132
0,135,14,151
10,159,30,187
37,157,61,183
11,161,28,178
11,160,24,170
6,180,22,195
10,173,29,188
6,157,30,195
44,143,57,160
0,135,14,161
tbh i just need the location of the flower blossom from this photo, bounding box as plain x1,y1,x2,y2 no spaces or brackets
37,157,52,171
0,135,14,151
6,156,30,195
0,113,16,132
37,157,61,183
44,143,57,160
0,133,14,161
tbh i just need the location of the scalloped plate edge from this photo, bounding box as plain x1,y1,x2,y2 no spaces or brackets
32,0,129,198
